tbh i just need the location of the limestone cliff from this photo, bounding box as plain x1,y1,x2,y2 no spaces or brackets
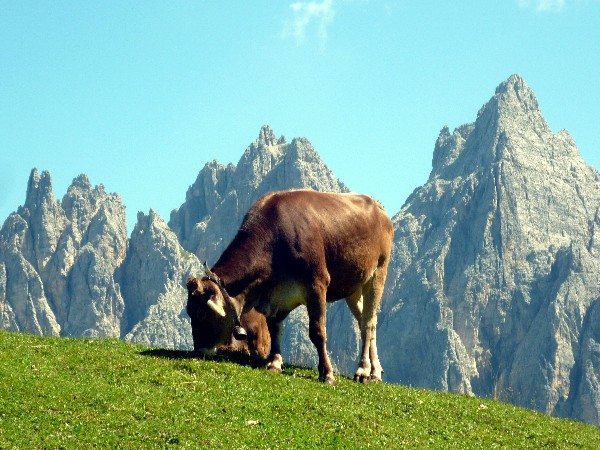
0,170,127,337
120,209,202,349
377,74,600,425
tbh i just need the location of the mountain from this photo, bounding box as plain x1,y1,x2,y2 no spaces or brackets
0,171,201,350
376,74,600,425
169,124,348,264
119,210,202,349
0,126,355,371
0,171,127,337
1,78,600,426
125,126,352,358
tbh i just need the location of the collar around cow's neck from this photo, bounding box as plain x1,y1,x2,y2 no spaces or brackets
202,270,223,288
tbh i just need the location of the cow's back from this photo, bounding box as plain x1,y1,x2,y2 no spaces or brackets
245,190,393,300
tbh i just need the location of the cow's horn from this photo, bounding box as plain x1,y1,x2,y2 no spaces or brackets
206,299,226,318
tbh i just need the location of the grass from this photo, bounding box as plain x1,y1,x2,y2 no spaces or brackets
1,330,599,449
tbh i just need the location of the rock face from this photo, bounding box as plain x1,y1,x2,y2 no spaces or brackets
377,74,600,425
0,170,127,337
0,171,203,350
119,209,202,349
169,125,348,264
138,126,355,363
0,126,355,372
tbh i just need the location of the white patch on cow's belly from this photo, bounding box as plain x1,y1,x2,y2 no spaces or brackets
258,282,307,317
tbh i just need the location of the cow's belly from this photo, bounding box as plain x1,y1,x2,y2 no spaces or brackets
254,282,308,317
326,267,376,301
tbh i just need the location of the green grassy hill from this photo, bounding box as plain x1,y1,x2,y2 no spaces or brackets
1,330,598,449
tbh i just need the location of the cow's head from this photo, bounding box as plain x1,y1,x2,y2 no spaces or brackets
186,276,246,353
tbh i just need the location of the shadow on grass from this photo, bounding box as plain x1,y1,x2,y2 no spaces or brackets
139,347,268,369
139,348,318,380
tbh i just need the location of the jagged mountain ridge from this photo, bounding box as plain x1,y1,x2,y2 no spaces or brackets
377,74,600,424
119,210,202,349
0,170,201,347
0,125,356,370
0,171,127,337
1,76,600,426
169,125,348,264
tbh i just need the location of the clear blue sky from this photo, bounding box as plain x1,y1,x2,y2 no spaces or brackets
1,1,599,234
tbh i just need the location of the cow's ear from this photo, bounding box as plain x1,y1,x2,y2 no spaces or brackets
186,277,200,293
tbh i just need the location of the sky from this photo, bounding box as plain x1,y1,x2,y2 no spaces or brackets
1,1,599,235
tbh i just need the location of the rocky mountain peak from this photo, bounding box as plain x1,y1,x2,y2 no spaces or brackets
477,73,548,134
495,73,532,98
1,169,127,338
70,174,92,191
169,125,347,264
135,209,164,230
430,75,575,181
237,126,286,194
120,208,201,343
430,124,474,179
256,124,278,147
487,73,541,115
382,74,600,426
24,169,55,213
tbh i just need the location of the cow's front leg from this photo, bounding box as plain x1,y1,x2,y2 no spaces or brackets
355,271,385,383
265,315,285,374
307,292,335,385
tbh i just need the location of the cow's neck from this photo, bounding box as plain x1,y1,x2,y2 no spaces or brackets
211,231,271,308
212,265,267,305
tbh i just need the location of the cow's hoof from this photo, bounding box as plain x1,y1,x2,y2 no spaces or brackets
370,375,383,383
320,376,336,386
266,363,282,374
354,374,371,384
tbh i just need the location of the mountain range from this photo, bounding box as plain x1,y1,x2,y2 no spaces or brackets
1,75,599,426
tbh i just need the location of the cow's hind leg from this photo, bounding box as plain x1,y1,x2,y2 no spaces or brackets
368,327,383,382
354,267,386,383
345,289,363,324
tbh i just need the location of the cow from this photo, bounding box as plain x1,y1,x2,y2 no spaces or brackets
186,189,393,384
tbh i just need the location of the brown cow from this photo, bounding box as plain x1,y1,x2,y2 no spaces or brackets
186,189,393,384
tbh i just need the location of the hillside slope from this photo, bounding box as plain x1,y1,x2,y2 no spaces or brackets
1,330,598,449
